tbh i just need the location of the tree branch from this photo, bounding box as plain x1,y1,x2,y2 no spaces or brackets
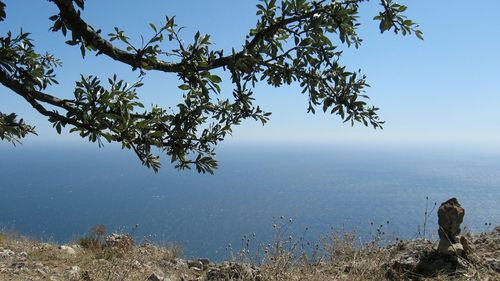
51,0,225,72
51,0,330,73
0,67,92,129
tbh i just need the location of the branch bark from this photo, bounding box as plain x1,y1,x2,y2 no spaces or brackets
0,67,90,129
51,0,328,73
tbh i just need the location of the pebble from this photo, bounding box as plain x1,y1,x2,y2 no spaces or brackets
11,262,28,271
66,265,80,277
58,245,76,255
18,251,28,259
147,272,164,281
36,267,47,275
187,260,203,270
0,249,15,259
198,258,210,265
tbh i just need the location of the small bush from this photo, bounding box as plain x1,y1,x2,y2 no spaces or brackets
79,224,106,252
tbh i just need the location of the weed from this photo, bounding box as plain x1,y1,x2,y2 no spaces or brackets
79,224,107,252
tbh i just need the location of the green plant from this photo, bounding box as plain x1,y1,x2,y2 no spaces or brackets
0,0,421,172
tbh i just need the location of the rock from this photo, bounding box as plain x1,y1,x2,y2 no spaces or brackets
36,268,48,276
147,272,164,281
168,258,188,270
0,249,15,259
59,245,76,255
388,255,418,274
105,233,134,249
437,240,465,256
187,260,204,270
459,236,474,254
207,262,261,281
66,265,80,278
437,198,470,256
386,247,461,280
11,262,28,271
386,198,477,280
18,251,28,259
132,260,142,269
193,258,210,270
437,198,464,243
198,257,210,266
448,243,464,255
437,238,452,254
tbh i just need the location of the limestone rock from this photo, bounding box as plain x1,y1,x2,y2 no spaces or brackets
187,260,204,270
436,198,473,256
59,245,76,255
18,251,28,259
36,267,48,276
168,258,188,270
448,243,464,256
131,260,142,269
437,198,464,243
0,249,15,259
460,236,474,253
437,240,466,256
386,244,462,280
147,272,164,281
198,257,210,266
11,262,28,271
105,233,134,249
207,262,261,281
66,266,80,278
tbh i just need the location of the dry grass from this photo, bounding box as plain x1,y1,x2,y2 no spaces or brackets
253,232,498,281
1,223,498,281
0,227,184,281
227,218,499,281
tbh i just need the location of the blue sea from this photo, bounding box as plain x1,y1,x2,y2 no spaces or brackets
1,142,499,260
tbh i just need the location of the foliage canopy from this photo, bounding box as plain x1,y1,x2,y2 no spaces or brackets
0,0,421,172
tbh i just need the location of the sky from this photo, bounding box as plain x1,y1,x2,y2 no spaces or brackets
1,0,499,149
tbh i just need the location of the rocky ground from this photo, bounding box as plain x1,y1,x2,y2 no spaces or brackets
385,227,499,280
0,226,498,281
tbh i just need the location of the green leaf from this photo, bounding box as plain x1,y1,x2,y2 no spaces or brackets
178,84,190,91
149,23,157,33
208,75,222,84
415,30,424,40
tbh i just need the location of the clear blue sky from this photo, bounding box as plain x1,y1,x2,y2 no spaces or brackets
1,0,499,148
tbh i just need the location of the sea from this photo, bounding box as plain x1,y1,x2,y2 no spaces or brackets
1,142,499,260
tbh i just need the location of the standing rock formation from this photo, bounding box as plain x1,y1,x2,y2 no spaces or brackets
437,198,470,256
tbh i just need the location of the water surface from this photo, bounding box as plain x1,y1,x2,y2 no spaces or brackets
1,143,499,259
